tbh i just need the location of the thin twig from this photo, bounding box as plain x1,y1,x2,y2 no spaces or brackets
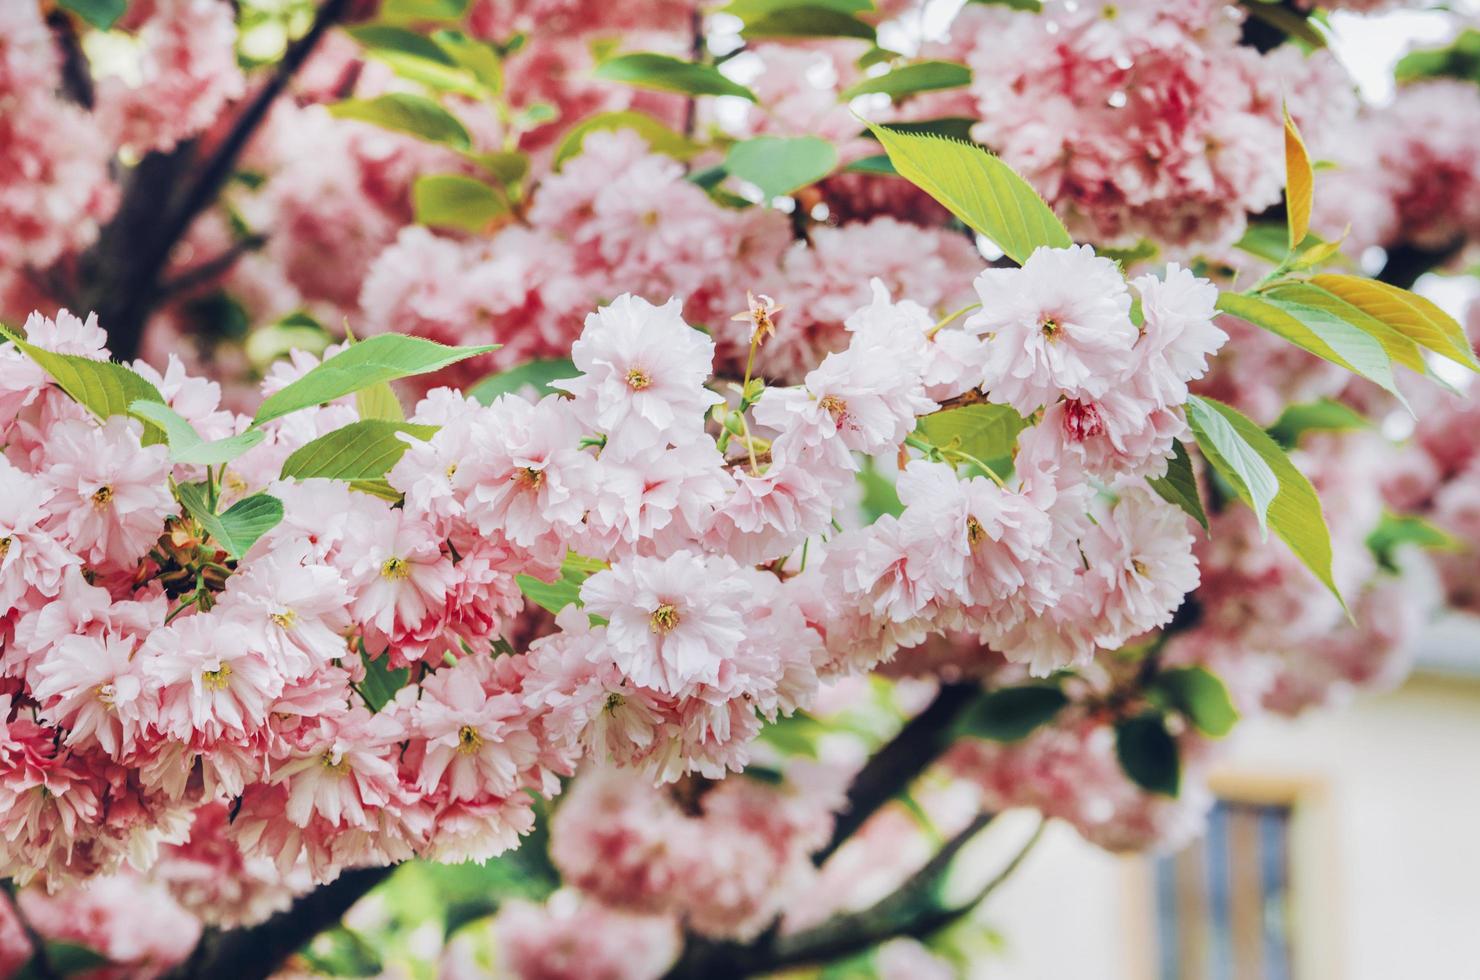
157,234,268,298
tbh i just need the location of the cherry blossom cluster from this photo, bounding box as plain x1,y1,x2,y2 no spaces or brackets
1315,79,1480,258
0,235,1228,898
939,0,1355,251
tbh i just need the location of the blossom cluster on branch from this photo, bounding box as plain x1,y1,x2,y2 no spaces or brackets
2,0,1480,976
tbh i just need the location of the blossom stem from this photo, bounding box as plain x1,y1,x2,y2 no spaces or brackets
926,302,981,338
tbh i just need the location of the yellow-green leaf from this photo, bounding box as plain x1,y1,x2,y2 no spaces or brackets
1310,274,1480,372
863,121,1072,264
412,174,507,233
1283,105,1313,250
329,93,471,149
1218,291,1404,404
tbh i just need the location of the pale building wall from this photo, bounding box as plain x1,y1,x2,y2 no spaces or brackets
962,672,1480,979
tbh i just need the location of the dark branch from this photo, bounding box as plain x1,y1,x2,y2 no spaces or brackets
78,0,351,361
664,813,1044,979
46,9,95,109
4,881,57,980
163,864,395,980
1376,240,1464,290
812,682,980,867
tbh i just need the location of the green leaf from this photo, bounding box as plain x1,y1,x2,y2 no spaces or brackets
844,154,894,175
956,685,1068,742
280,421,438,482
1187,395,1342,603
300,926,383,978
725,136,838,199
329,94,472,149
968,0,1041,9
434,30,504,93
412,173,507,233
740,6,876,40
128,401,268,466
1154,667,1238,737
468,358,576,404
720,0,872,15
176,485,284,559
1186,395,1280,535
516,553,606,615
1395,28,1480,84
917,403,1029,470
378,0,471,24
1367,512,1461,573
1234,222,1295,265
253,335,497,426
348,25,457,66
553,111,702,168
841,61,972,101
1147,439,1208,532
360,648,410,713
355,382,405,423
1218,291,1405,404
16,941,110,980
1267,398,1369,448
0,321,166,443
1115,713,1180,796
593,53,758,102
1310,274,1480,373
346,26,489,97
862,122,1072,264
56,0,126,29
857,456,903,523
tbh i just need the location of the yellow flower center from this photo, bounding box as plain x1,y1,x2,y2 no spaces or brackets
201,663,233,691
0,537,11,560
819,394,849,423
966,515,987,549
626,367,652,391
270,609,298,629
95,683,116,705
650,603,681,634
515,467,545,489
1131,558,1148,577
1040,317,1060,340
604,692,625,713
321,751,350,774
381,556,410,580
91,485,114,508
457,725,483,755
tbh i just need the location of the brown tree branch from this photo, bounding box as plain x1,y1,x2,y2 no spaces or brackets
163,864,395,980
79,0,352,361
663,813,1044,979
812,682,980,867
